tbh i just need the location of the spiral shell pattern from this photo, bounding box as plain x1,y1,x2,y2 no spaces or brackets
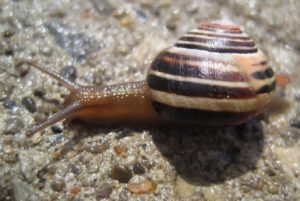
147,20,275,125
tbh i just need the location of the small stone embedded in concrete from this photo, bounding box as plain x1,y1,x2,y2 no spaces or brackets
132,162,146,175
4,116,24,134
50,126,63,134
69,163,81,174
60,65,77,82
90,0,115,14
290,119,300,129
84,141,109,154
110,165,133,183
51,177,66,192
95,183,113,200
14,60,30,77
118,189,128,201
21,96,36,113
33,89,45,98
3,99,18,110
4,47,14,56
47,164,58,175
128,179,157,194
78,174,96,187
2,29,15,38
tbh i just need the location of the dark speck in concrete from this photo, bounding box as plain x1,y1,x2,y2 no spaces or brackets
110,165,133,183
51,126,63,134
60,65,77,82
290,119,300,129
21,96,36,113
3,99,18,110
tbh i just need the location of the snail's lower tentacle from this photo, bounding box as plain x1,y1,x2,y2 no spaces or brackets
26,101,78,137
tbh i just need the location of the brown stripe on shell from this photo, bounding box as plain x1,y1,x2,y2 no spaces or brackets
152,101,258,126
151,53,248,82
147,74,255,99
199,22,242,33
175,43,258,54
179,36,255,47
188,31,252,40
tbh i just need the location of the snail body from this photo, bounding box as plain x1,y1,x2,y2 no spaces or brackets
25,20,275,137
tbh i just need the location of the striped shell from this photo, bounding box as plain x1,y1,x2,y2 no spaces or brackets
147,20,275,126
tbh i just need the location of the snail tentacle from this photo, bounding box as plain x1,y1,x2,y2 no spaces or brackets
26,61,79,92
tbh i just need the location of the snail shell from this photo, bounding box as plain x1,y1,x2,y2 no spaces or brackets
147,20,275,126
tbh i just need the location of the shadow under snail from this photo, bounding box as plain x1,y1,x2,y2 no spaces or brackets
24,20,276,137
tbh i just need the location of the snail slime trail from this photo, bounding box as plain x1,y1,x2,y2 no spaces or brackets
24,20,276,137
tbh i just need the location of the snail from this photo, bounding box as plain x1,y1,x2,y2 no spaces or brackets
24,20,275,137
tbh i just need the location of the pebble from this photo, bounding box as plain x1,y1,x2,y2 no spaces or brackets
90,0,114,14
268,183,279,194
84,141,109,154
51,177,66,192
39,46,53,56
69,163,81,174
119,15,133,28
289,119,300,129
21,96,37,113
5,47,14,56
4,116,24,134
91,69,104,85
3,146,18,163
14,60,29,77
51,126,63,134
31,132,43,145
0,83,8,100
33,89,45,98
48,133,64,146
134,9,147,21
3,99,18,110
118,189,128,201
79,153,93,164
128,179,157,194
70,187,81,195
132,162,146,175
110,165,133,183
2,29,15,38
113,145,125,156
166,20,177,31
78,174,96,187
60,65,77,82
47,164,58,175
95,183,113,200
